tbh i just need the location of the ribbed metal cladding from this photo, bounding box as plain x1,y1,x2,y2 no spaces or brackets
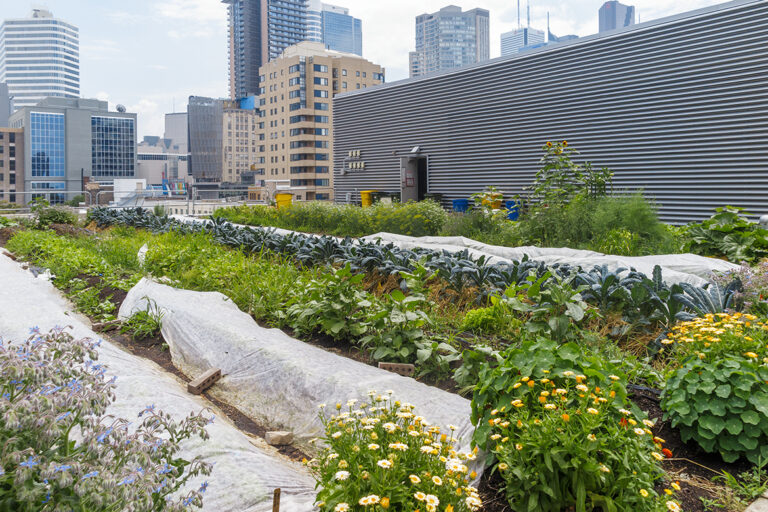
332,0,768,223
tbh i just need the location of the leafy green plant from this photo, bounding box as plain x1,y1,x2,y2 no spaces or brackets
31,198,77,228
660,315,768,463
502,271,592,342
121,298,164,340
487,368,678,512
471,338,630,450
309,392,482,512
684,206,768,263
460,299,521,336
283,263,372,340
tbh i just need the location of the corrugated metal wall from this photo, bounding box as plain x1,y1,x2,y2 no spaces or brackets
333,0,768,223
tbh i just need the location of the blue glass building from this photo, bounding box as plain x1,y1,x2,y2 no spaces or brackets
9,97,136,204
320,4,362,55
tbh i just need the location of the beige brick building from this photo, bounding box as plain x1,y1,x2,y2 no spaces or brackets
0,128,23,204
252,41,384,202
222,100,261,184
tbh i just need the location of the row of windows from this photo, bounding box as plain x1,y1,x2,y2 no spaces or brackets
91,117,135,177
290,179,330,187
290,128,329,136
137,154,188,161
290,153,329,161
290,166,329,174
290,140,328,149
289,115,328,124
30,112,65,177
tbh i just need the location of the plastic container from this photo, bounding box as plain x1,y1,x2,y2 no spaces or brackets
360,190,377,208
453,199,470,213
275,193,293,210
506,200,519,221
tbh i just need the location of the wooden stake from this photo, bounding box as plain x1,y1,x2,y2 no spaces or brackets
272,488,281,512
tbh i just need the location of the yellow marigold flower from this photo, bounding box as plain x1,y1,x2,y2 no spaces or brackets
576,384,589,392
666,501,681,512
498,463,509,470
515,444,523,451
469,470,477,479
539,396,548,404
634,428,646,436
527,380,535,388
562,413,570,422
544,403,557,410
587,408,599,415
609,375,620,381
563,371,575,376
587,434,597,441
671,482,681,491
652,452,664,461
512,382,522,389
380,497,390,509
521,376,530,382
665,489,673,495
414,491,426,501
745,352,759,359
640,489,649,497
598,464,610,473
643,419,655,428
490,434,501,441
446,505,454,512
432,476,443,486
410,474,421,484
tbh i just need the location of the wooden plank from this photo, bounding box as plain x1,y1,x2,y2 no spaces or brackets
187,368,222,395
378,362,416,377
272,488,281,512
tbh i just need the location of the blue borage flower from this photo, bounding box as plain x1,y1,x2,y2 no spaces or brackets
118,476,136,486
81,471,99,480
198,481,209,493
19,455,39,468
139,404,156,418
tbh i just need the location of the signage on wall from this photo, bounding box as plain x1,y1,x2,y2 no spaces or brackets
347,150,366,171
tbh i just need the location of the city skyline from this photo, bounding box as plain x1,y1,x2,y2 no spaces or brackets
0,0,725,138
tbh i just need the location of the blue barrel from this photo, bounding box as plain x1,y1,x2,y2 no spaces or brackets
506,200,519,220
453,199,470,213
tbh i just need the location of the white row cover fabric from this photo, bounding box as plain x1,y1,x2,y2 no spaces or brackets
362,233,740,288
118,278,478,461
172,215,737,287
0,253,316,512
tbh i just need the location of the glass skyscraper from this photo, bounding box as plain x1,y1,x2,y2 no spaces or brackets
91,116,136,178
0,9,79,111
307,2,362,56
500,27,546,56
599,1,636,32
410,6,490,78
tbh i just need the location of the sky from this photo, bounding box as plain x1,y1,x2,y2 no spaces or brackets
1,0,725,139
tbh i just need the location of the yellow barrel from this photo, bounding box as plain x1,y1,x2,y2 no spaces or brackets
360,190,377,207
275,193,293,209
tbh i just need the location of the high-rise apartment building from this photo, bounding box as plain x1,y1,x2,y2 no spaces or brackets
252,41,383,202
409,6,490,78
599,1,636,32
308,1,363,55
223,0,310,99
8,97,136,204
188,96,224,181
500,27,546,55
0,9,80,111
0,128,23,204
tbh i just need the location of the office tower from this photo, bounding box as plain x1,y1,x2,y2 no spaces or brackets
188,97,224,181
409,6,490,78
222,99,260,184
251,41,383,202
501,28,546,55
308,1,363,55
0,128,24,203
136,136,189,188
599,1,636,32
223,0,309,99
0,9,80,110
8,98,136,204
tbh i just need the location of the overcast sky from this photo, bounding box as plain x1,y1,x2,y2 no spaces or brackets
2,0,725,138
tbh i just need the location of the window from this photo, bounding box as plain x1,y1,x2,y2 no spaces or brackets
373,72,385,81
91,116,136,177
314,90,328,98
313,64,328,72
313,77,328,86
315,166,329,174
30,112,65,177
8,133,14,143
342,82,347,89
9,161,14,171
356,71,360,77
9,173,14,183
289,64,301,73
315,179,330,187
31,181,65,204
356,83,360,89
314,102,328,111
342,69,347,76
288,77,301,86
314,116,329,123
363,72,367,78
315,153,329,161
315,128,329,136
289,89,301,98
289,102,304,111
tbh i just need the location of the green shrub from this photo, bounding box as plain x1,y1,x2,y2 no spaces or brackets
121,300,164,340
660,313,768,463
516,192,673,256
439,211,521,247
214,200,448,238
31,199,77,227
460,300,520,335
684,206,768,263
488,368,677,512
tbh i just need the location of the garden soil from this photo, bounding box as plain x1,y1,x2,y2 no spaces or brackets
0,253,317,512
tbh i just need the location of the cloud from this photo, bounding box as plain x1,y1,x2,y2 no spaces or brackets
156,0,228,26
80,38,120,62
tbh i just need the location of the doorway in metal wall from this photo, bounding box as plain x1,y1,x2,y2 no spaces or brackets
400,152,428,203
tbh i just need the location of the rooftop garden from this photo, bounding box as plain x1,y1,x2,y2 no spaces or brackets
2,142,768,511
